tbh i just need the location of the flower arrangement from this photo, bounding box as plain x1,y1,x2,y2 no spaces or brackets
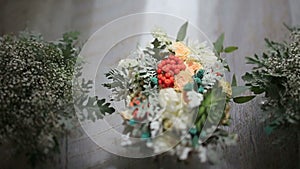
102,22,249,162
243,25,300,134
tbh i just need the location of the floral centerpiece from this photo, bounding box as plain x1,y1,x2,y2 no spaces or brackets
102,22,249,162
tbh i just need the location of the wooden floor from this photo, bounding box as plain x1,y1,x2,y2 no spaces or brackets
0,0,299,169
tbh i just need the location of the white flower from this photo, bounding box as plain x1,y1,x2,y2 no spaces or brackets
150,121,160,130
202,55,218,68
176,145,192,160
198,146,207,162
118,58,138,68
151,27,171,46
159,88,183,116
212,61,225,75
189,41,218,68
180,147,192,160
120,132,132,146
201,71,217,89
150,121,160,137
186,90,203,108
172,116,188,130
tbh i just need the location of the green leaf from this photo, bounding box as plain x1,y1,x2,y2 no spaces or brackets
231,86,250,97
196,114,206,132
233,95,255,104
245,55,261,65
250,86,265,94
151,38,160,48
262,52,268,59
245,54,267,67
176,21,188,41
97,98,115,115
231,74,237,86
242,72,254,82
63,31,80,41
213,33,224,56
224,46,238,53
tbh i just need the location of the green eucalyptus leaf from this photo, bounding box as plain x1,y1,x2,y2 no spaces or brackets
231,74,237,86
224,46,238,53
176,21,188,41
213,33,224,56
233,95,255,103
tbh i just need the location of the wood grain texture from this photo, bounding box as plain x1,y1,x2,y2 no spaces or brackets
0,0,299,169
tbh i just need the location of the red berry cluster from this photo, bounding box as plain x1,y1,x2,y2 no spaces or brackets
157,55,186,88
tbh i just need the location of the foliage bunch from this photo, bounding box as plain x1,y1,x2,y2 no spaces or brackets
0,32,80,165
243,26,300,133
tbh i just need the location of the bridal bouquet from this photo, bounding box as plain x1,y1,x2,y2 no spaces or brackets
102,23,247,162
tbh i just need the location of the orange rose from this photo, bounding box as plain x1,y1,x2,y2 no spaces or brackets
173,42,190,61
185,59,203,75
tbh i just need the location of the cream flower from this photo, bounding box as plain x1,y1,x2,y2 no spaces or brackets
159,88,183,116
172,42,190,60
219,80,232,97
186,90,203,108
